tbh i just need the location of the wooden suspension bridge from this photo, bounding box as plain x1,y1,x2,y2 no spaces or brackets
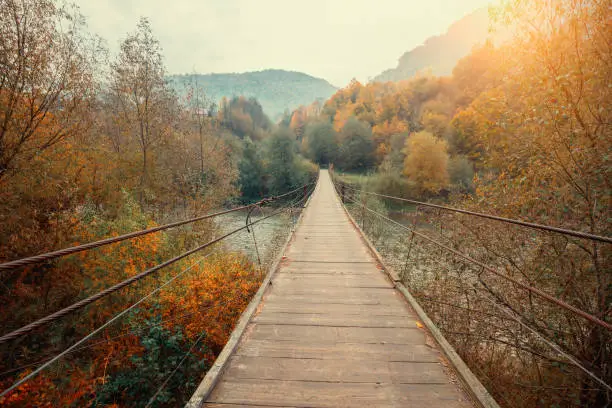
187,170,493,408
1,169,609,407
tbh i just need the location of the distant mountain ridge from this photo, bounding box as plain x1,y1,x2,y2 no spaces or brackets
373,8,492,82
167,69,337,120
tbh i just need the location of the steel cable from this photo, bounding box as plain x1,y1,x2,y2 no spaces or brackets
144,328,209,408
339,193,611,330
476,287,612,392
0,252,216,398
336,180,611,244
0,182,314,272
0,188,314,345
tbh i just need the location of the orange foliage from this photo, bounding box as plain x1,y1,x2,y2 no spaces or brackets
160,253,262,353
0,365,99,407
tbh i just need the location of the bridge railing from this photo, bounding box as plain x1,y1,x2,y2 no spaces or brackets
331,172,610,408
0,179,317,406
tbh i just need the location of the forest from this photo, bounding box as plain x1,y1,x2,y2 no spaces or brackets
0,1,315,406
286,0,610,406
167,70,337,121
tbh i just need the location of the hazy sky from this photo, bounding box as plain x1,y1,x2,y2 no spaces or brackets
76,0,496,87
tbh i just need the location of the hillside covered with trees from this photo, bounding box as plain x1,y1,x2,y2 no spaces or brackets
168,70,338,121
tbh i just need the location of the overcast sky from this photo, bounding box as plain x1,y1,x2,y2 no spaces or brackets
76,0,496,87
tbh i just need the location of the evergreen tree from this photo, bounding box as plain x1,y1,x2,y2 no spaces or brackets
238,138,266,201
304,122,338,165
266,128,298,194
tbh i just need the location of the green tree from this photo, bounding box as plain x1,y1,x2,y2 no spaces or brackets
304,122,337,165
265,128,298,194
95,317,209,407
238,138,266,201
337,117,374,171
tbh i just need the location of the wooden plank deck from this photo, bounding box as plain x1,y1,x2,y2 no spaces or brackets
202,170,472,407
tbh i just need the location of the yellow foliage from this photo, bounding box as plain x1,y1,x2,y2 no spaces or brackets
403,131,449,193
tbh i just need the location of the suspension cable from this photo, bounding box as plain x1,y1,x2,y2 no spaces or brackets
476,287,612,392
0,188,314,345
0,251,217,398
145,331,208,408
338,181,612,390
0,231,303,379
0,304,211,379
339,193,611,331
0,183,314,272
407,238,608,385
0,276,262,380
336,181,611,244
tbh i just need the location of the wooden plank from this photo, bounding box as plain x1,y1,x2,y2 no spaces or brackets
263,293,405,306
266,286,398,297
288,259,373,264
277,269,377,275
249,324,424,344
208,379,472,408
224,356,450,384
235,339,440,361
259,302,411,316
271,275,392,288
253,313,414,328
287,256,373,263
281,264,381,274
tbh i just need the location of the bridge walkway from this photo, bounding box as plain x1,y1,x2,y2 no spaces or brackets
202,170,471,407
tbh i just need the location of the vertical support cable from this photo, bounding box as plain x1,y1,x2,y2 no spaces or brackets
245,206,263,269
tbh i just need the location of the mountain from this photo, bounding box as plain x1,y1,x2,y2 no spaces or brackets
167,69,337,120
372,8,493,82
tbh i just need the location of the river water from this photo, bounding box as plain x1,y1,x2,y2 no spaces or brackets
214,208,301,268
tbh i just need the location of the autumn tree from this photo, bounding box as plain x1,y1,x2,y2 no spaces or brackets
461,1,611,403
110,17,174,186
452,40,505,108
289,107,307,141
184,74,217,175
218,96,270,140
403,131,449,193
0,7,262,407
0,0,100,179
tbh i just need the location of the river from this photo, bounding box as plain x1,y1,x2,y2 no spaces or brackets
214,207,301,268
